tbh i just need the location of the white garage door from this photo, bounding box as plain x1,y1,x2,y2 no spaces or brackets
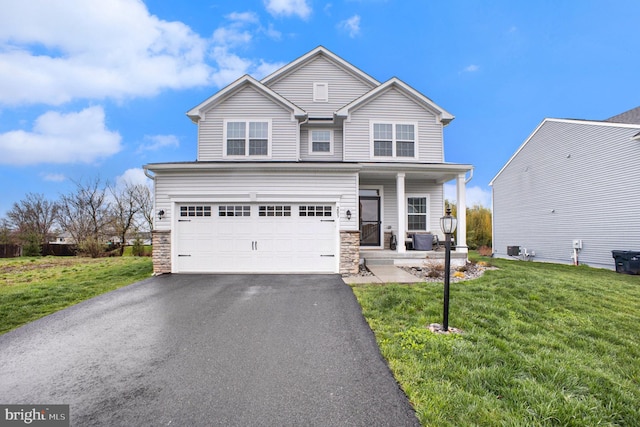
174,203,338,273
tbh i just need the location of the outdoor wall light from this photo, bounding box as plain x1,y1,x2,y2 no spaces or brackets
158,209,165,220
440,205,458,332
346,210,352,220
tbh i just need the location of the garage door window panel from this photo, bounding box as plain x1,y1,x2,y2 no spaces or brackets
259,205,291,217
180,206,212,217
299,206,333,217
219,206,251,217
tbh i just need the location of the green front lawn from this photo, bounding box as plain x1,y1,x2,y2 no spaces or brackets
352,256,640,426
0,257,153,335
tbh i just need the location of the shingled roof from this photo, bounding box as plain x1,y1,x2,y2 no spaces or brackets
605,106,640,124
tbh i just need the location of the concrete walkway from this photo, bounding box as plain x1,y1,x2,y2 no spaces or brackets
343,265,422,284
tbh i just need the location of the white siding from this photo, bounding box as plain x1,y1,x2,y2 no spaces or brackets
344,88,444,162
492,120,640,269
266,56,375,118
154,169,359,232
198,86,298,161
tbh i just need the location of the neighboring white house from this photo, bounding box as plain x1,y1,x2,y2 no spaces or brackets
490,106,640,269
144,46,473,275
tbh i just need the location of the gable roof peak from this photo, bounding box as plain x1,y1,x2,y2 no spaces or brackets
186,74,305,123
260,45,380,88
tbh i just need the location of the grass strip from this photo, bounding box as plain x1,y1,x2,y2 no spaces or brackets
352,256,640,426
0,257,153,335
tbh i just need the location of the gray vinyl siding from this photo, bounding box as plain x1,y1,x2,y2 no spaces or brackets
197,86,298,161
344,88,444,162
153,169,359,232
299,127,343,161
266,56,375,118
360,178,444,239
492,120,640,269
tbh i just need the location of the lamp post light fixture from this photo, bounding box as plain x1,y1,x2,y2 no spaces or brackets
440,205,457,332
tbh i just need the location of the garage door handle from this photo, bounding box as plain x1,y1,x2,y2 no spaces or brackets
320,254,335,257
178,219,191,222
321,219,335,222
178,254,191,257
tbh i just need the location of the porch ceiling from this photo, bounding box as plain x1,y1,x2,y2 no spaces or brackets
358,162,473,183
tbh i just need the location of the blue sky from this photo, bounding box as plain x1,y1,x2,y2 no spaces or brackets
1,0,639,217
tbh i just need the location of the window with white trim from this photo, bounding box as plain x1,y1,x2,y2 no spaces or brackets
372,123,416,158
407,196,428,231
310,130,333,154
224,120,270,157
313,82,328,102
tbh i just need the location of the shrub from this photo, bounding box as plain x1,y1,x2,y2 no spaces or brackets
78,237,105,258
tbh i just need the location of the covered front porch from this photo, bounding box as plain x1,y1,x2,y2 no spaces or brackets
357,162,474,261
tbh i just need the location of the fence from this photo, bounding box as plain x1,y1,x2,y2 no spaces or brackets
0,244,78,258
0,244,21,258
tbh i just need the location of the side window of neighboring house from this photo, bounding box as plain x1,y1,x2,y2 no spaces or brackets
372,123,416,158
224,120,270,157
310,129,333,154
407,196,428,231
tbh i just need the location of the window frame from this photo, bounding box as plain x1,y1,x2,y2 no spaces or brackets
406,194,429,232
308,129,334,155
370,121,418,159
223,119,272,159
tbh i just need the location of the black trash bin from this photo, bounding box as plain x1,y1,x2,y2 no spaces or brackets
612,250,640,275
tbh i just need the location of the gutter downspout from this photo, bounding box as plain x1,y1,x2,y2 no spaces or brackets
465,167,474,184
297,116,309,161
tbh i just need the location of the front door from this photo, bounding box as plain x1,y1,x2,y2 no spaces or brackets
359,196,381,246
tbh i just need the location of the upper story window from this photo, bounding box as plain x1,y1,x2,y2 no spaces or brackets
309,129,333,154
313,82,328,102
224,120,271,158
372,122,416,158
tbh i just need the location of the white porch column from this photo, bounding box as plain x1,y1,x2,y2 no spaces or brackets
396,172,406,253
455,172,468,254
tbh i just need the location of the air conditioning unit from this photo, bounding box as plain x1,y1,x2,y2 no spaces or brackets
507,246,520,256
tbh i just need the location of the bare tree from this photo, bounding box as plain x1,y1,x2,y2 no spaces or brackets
58,178,110,257
109,182,142,255
133,184,154,233
7,193,59,248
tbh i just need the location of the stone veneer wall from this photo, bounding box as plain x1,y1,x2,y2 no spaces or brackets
152,230,171,274
340,230,360,276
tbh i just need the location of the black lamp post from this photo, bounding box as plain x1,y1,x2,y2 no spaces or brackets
440,205,457,332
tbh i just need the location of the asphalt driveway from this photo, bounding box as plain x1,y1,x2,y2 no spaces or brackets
0,274,419,426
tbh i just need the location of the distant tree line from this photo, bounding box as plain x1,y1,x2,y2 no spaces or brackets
1,178,153,257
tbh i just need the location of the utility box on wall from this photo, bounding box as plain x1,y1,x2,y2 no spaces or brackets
507,246,520,256
573,240,583,249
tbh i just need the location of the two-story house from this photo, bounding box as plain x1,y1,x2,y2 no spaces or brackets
144,46,473,275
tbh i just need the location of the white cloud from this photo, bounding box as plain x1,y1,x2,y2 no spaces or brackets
41,173,66,182
463,64,480,73
338,15,361,38
264,0,312,19
0,106,121,165
0,0,212,106
209,13,286,87
138,134,180,152
116,168,152,189
444,184,492,208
